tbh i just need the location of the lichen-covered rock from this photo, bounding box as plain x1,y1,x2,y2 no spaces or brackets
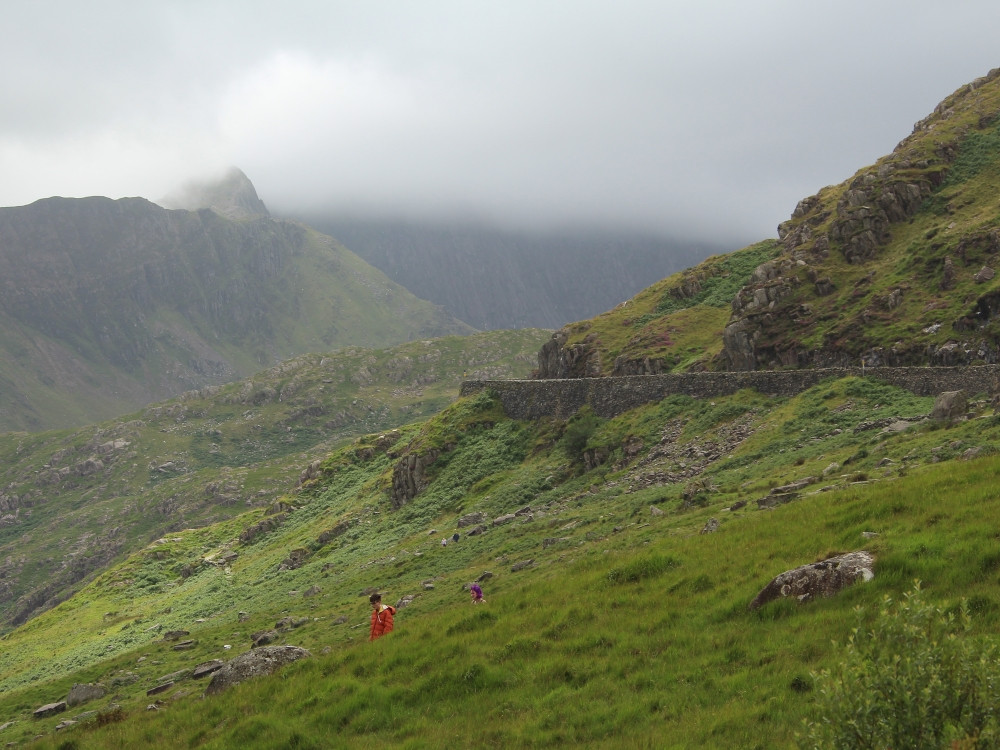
65,682,106,707
931,390,967,422
205,645,311,695
749,551,875,610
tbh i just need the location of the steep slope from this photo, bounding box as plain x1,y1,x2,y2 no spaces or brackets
296,216,725,330
0,329,547,627
0,191,473,432
4,374,1000,747
536,68,1000,377
721,67,1000,370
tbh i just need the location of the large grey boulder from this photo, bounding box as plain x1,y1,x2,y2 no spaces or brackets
65,682,106,707
931,390,967,422
206,645,311,695
749,551,875,610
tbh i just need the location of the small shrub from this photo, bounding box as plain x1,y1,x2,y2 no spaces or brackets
559,406,601,460
800,582,1000,749
607,553,678,584
95,706,126,726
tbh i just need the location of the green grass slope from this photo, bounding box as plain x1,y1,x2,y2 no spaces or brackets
2,374,1000,747
0,329,548,628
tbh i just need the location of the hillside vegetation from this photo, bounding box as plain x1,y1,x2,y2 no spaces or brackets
0,329,548,628
3,374,1000,748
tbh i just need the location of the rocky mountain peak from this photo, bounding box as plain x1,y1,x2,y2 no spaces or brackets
160,167,269,219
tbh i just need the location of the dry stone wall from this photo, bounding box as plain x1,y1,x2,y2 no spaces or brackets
459,366,1000,420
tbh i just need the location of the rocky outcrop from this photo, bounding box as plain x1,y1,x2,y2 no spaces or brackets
719,70,1000,371
239,513,288,545
206,645,311,695
536,329,603,379
390,448,447,509
749,551,875,610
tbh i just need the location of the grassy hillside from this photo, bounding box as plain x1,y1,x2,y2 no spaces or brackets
2,373,999,747
537,240,781,376
0,329,548,628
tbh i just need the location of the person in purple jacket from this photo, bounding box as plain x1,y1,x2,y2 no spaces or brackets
469,583,485,604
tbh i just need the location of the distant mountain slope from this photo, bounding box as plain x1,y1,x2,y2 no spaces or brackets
537,67,1000,376
295,217,726,330
0,187,473,432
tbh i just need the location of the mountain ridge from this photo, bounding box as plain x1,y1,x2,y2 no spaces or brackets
0,192,474,432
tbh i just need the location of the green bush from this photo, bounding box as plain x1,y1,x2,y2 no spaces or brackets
559,406,601,460
800,583,1000,749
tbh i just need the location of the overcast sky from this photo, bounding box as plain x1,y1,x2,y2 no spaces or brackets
2,1,998,244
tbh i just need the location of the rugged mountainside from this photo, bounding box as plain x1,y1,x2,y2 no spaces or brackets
0,329,547,628
6,69,1000,749
296,217,724,330
537,68,1000,378
0,178,473,432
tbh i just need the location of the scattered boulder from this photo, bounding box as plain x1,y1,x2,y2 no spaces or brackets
975,266,996,283
65,682,106,707
278,548,309,571
275,617,309,631
303,585,322,598
492,513,517,526
542,537,570,549
172,640,197,651
749,551,875,610
511,559,534,572
650,505,665,516
162,629,190,642
395,594,416,609
466,524,487,536
700,518,720,534
457,512,487,528
146,682,174,696
33,702,67,718
931,390,967,422
251,629,280,648
192,660,225,679
206,645,311,695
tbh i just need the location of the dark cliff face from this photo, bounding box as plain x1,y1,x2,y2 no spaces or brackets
0,197,301,367
0,195,472,430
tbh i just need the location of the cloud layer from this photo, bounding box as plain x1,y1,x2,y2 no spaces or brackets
3,1,999,243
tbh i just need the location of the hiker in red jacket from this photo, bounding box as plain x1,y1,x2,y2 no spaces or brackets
369,593,396,641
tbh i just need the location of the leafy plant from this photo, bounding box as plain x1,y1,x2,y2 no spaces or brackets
801,583,1000,749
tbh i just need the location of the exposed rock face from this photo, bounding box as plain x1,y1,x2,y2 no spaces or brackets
536,329,603,379
206,645,311,695
390,448,445,509
749,551,875,610
717,68,1000,371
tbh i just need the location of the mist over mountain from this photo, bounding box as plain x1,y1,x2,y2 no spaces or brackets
294,216,727,330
